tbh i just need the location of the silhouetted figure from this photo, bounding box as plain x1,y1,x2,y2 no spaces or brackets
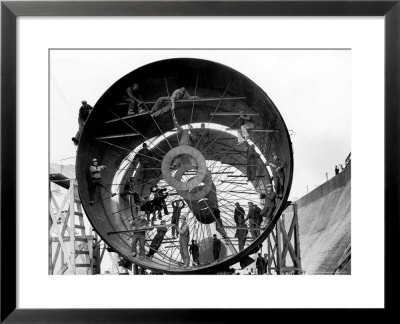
133,143,155,183
123,178,141,219
260,184,276,224
246,144,259,181
189,239,200,266
245,202,262,239
140,196,154,223
88,158,115,205
234,202,245,238
150,185,169,222
269,151,286,198
263,253,269,274
171,200,185,238
212,234,221,261
131,213,147,260
335,165,339,175
253,204,262,237
256,253,264,275
237,219,248,252
175,215,190,268
72,100,93,145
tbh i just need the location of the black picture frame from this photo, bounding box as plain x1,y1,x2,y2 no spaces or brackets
1,1,399,322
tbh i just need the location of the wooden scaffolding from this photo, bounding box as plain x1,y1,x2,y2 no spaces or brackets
265,203,302,275
49,177,100,275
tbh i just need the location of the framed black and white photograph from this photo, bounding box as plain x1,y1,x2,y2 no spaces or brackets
48,49,350,276
1,0,399,322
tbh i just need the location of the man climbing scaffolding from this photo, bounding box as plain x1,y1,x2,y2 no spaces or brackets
269,151,286,198
260,184,276,224
72,100,93,145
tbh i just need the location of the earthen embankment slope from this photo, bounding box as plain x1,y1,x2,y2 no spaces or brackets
284,163,351,274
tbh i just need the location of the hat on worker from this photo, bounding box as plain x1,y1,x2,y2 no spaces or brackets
81,100,87,104
92,158,98,162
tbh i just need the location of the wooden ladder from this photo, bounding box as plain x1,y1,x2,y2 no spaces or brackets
73,202,92,275
49,178,96,275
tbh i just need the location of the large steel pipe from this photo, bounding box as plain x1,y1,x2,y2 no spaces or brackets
76,58,293,273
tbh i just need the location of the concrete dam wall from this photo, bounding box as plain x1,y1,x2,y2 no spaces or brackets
284,162,351,274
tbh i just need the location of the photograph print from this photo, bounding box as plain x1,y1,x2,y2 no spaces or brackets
49,50,351,275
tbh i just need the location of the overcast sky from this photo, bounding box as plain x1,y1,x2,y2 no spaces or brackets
50,49,351,201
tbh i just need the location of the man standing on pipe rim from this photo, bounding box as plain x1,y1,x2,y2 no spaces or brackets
173,215,190,268
88,158,116,205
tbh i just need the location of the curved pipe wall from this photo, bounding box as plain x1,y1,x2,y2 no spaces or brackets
76,58,293,273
